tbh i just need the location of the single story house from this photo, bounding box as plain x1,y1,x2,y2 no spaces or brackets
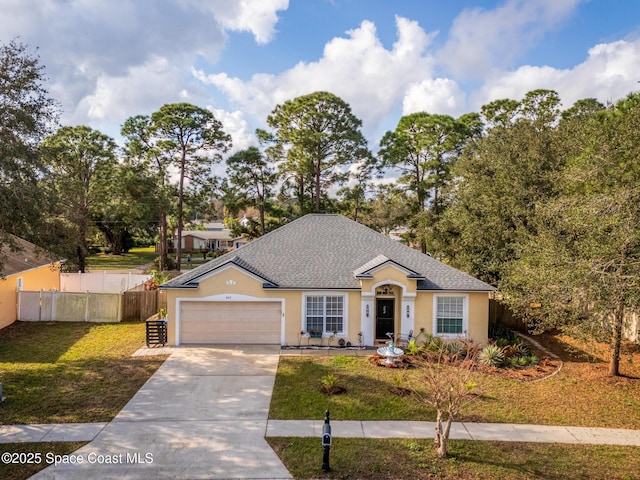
160,214,494,346
176,230,235,253
0,236,62,329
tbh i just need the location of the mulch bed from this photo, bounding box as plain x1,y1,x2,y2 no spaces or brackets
369,352,563,382
321,385,347,395
474,357,563,382
368,353,416,368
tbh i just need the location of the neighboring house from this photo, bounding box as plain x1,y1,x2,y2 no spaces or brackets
0,236,61,329
177,230,235,252
160,214,495,346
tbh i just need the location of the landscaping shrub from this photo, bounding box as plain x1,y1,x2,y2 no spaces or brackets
478,345,505,367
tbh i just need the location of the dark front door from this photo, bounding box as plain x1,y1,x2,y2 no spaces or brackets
376,299,395,340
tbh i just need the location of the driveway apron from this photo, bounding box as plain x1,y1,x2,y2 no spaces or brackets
30,346,292,480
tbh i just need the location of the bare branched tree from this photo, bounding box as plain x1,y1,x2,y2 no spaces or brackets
412,350,479,458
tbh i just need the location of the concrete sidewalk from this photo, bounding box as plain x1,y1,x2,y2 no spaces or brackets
24,346,292,480
3,420,640,446
0,423,107,444
266,420,640,445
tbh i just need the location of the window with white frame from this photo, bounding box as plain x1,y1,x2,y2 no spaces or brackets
305,295,345,334
435,296,466,335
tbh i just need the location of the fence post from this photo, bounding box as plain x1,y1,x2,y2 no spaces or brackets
85,291,90,322
51,289,57,321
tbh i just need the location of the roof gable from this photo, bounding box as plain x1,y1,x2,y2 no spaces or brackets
353,254,425,280
1,235,58,277
161,214,494,292
180,256,277,288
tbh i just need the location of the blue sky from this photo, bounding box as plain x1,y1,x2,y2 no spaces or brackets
2,0,640,154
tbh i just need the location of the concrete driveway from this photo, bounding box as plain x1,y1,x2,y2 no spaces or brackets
31,346,292,480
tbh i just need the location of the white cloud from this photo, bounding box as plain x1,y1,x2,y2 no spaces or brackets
0,0,287,138
473,38,640,110
59,56,213,134
402,78,466,116
195,16,437,136
208,0,290,44
439,0,584,78
210,108,255,154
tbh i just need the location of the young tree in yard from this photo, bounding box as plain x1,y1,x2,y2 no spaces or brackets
150,103,231,271
41,126,117,272
267,91,370,214
413,352,478,458
0,40,58,271
501,93,640,377
226,146,277,235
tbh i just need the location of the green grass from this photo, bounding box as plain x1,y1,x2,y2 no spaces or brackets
270,348,640,428
85,246,156,270
267,437,640,480
0,443,87,480
0,321,166,424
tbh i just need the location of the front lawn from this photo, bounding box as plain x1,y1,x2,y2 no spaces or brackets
0,321,166,424
0,442,86,480
85,246,156,270
269,335,640,479
270,335,640,428
267,437,640,480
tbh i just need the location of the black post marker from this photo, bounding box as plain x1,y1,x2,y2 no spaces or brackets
321,410,332,472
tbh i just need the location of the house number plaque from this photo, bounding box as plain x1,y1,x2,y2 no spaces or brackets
376,284,394,295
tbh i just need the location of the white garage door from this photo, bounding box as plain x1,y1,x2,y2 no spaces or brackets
179,301,281,344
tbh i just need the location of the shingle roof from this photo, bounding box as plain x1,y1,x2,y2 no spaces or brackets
1,235,58,277
161,214,494,291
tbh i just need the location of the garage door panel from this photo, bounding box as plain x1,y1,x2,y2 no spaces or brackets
180,301,281,344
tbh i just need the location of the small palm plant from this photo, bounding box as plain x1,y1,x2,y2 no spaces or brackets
320,374,338,389
478,345,505,367
320,374,346,395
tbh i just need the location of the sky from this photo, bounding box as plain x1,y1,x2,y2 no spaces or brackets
3,0,640,156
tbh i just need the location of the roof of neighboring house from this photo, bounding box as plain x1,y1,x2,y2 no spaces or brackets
1,235,58,277
181,230,233,241
201,222,226,231
162,214,494,292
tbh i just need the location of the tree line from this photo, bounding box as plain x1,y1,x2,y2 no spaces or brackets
3,40,639,375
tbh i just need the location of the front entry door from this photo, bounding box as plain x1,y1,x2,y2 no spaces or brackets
376,299,395,340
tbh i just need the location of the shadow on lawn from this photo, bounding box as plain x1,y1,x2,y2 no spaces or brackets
533,332,605,364
271,355,437,421
0,356,165,424
0,321,95,364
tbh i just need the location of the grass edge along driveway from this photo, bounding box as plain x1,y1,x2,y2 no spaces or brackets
268,335,640,479
0,321,167,425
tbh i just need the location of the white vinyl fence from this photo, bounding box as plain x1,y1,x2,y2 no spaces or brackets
624,312,640,343
18,290,121,323
60,272,152,293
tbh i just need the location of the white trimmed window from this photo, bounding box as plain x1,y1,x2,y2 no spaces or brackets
304,295,345,334
434,295,467,337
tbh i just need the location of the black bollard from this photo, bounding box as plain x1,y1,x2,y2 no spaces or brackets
321,410,332,472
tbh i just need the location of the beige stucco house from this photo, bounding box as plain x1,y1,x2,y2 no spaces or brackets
0,236,61,329
160,214,494,347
